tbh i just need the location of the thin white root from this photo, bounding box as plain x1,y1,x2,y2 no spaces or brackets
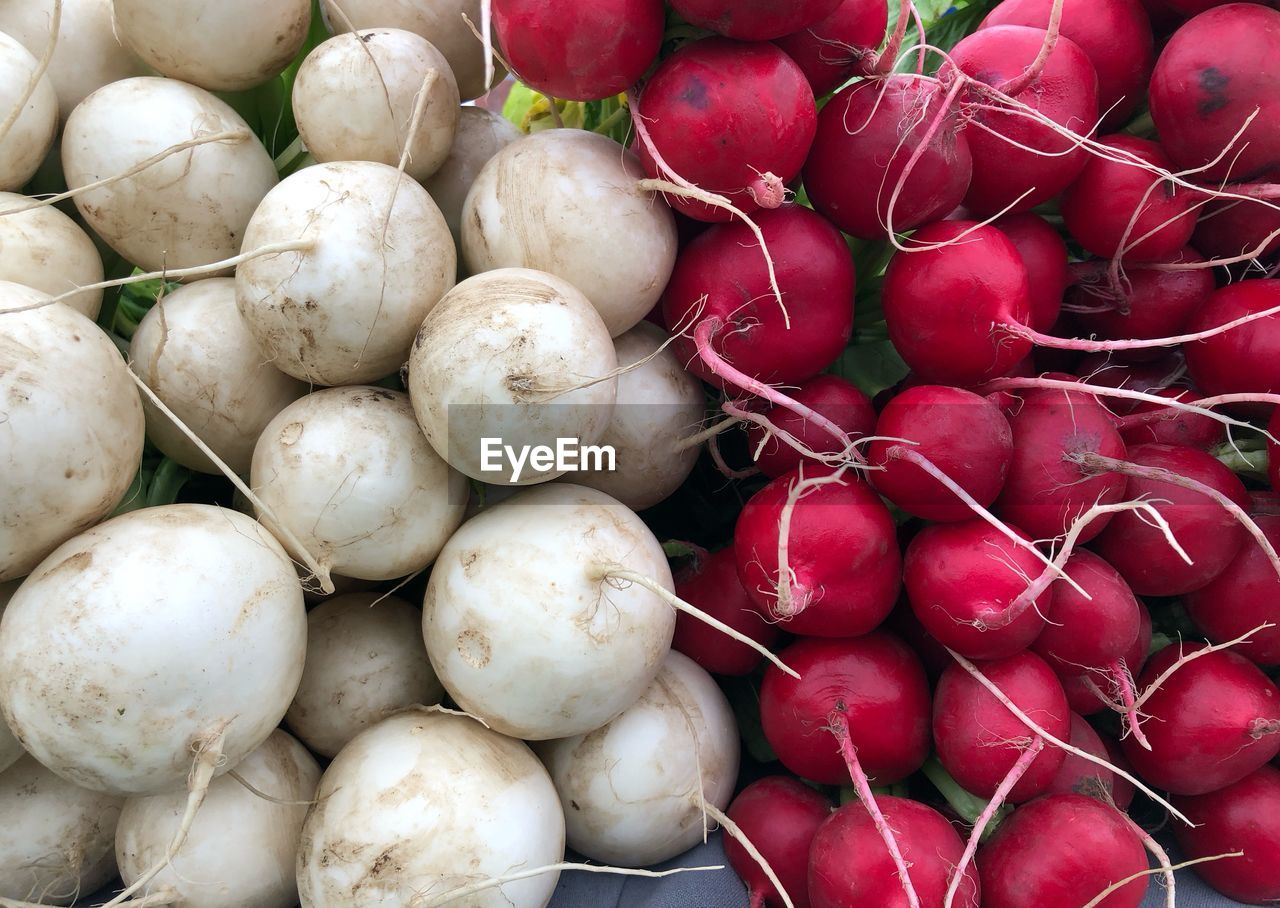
672,416,743,453
0,0,60,145
1080,853,1242,908
1132,623,1275,712
227,770,319,807
1123,813,1175,908
409,862,721,907
0,888,180,908
703,802,796,908
775,467,849,618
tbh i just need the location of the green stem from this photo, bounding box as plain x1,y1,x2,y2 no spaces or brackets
922,756,1011,841
145,458,192,508
273,135,307,174
1213,438,1269,479
593,104,631,136
1124,109,1156,139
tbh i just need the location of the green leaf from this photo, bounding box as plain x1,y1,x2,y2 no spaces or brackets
502,81,540,130
722,675,778,764
827,337,910,399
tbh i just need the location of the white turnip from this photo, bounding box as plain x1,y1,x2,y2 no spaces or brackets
422,105,520,250
0,31,57,192
0,190,102,317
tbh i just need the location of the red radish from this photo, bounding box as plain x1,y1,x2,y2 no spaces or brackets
946,26,1100,215
802,75,973,239
1059,136,1200,261
1121,644,1280,795
671,548,780,676
994,212,1069,332
1069,250,1216,350
1193,195,1280,262
635,38,816,220
1172,764,1280,904
1043,713,1117,802
808,797,981,908
903,519,1048,660
1102,735,1136,810
759,633,931,786
979,0,1154,128
976,794,1149,908
491,0,664,100
868,385,1014,522
1072,352,1188,412
1116,387,1226,449
669,0,844,40
1184,279,1280,413
1060,600,1151,716
887,600,952,681
725,776,833,908
734,465,900,637
1148,4,1280,182
1185,513,1280,666
933,651,1070,802
745,375,876,478
773,0,890,94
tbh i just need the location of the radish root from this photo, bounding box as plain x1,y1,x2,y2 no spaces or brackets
703,802,796,908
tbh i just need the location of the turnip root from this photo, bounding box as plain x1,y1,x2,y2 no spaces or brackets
537,651,738,867
251,386,468,581
0,282,143,582
60,77,278,273
462,130,678,336
0,504,307,795
0,755,123,906
422,483,673,739
235,161,456,386
128,278,307,475
0,31,57,192
573,323,704,510
115,730,320,908
407,268,617,485
286,593,445,758
0,191,103,318
297,709,565,907
0,594,17,774
422,106,520,250
293,29,460,181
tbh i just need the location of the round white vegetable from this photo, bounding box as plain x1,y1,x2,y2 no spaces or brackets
422,483,674,740
0,191,104,318
112,0,311,91
0,504,308,795
293,29,460,181
129,278,307,475
297,709,565,907
572,322,705,510
285,593,445,758
407,268,617,485
115,729,321,908
0,31,58,192
0,282,144,582
461,129,678,336
0,755,123,905
422,106,520,250
61,77,278,273
235,160,456,386
0,588,22,775
536,650,740,867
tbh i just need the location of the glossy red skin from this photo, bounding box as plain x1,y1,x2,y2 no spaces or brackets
1119,387,1226,449
1173,764,1280,903
1271,409,1280,494
1149,4,1280,182
492,0,664,100
868,385,1014,522
1061,601,1150,715
882,220,1032,385
993,213,1068,332
948,26,1100,215
662,205,855,388
760,633,932,786
979,0,1154,128
977,794,1148,908
1193,194,1280,261
773,0,889,94
734,465,901,637
725,776,832,908
1092,443,1250,595
1033,550,1140,672
903,519,1047,659
994,388,1128,542
1071,249,1216,346
803,75,973,239
1122,644,1280,794
636,39,816,220
1186,514,1280,667
808,797,981,908
1184,279,1280,416
670,0,844,40
747,375,876,478
1074,351,1188,412
671,548,779,676
1043,713,1117,802
934,652,1070,801
886,599,952,681
1060,136,1200,261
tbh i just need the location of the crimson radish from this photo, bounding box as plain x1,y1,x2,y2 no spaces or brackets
1060,602,1151,717
725,776,832,908
1043,713,1118,802
1183,279,1280,411
745,375,876,478
1172,764,1280,903
1193,195,1280,262
669,0,844,40
773,0,889,93
1185,512,1280,666
671,548,778,677
994,212,1069,332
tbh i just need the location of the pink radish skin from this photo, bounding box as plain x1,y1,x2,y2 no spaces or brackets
1060,602,1151,716
746,375,876,478
662,205,855,389
808,797,981,908
1185,513,1280,667
977,794,1149,908
1043,712,1117,801
947,26,1100,215
734,465,901,637
933,651,1070,802
994,213,1069,332
725,776,832,908
1193,195,1280,262
802,75,973,240
1122,644,1280,795
670,0,844,40
759,634,931,786
636,39,816,220
1072,352,1188,412
1117,387,1226,449
903,519,1048,660
1070,250,1216,349
671,548,780,677
1184,279,1280,416
1032,550,1141,675
773,0,890,94
1172,764,1280,904
881,220,1032,386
